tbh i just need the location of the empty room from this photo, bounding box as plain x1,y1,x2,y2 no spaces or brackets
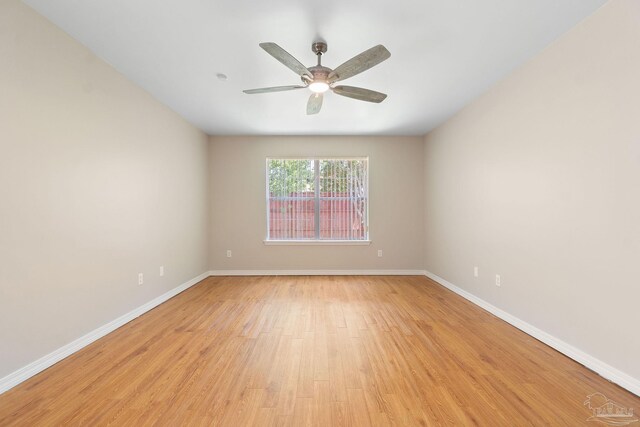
1,0,639,425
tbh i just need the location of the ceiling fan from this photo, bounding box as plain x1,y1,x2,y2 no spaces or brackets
243,41,390,115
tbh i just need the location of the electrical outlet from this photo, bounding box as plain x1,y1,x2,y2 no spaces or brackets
474,266,479,278
138,273,144,285
495,274,501,287
226,250,232,258
377,250,383,257
159,266,164,277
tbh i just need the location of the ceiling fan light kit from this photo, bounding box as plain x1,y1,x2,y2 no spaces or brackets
308,81,329,93
243,41,390,115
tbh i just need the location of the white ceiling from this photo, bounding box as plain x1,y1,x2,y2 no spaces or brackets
22,0,606,135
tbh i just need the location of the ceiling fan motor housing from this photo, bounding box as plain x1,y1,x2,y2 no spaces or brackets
305,65,332,84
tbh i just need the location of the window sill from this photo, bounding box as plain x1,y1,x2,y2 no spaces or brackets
263,240,371,246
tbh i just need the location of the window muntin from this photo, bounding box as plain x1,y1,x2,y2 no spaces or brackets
266,158,368,241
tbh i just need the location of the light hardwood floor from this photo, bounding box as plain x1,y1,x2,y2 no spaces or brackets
0,275,638,425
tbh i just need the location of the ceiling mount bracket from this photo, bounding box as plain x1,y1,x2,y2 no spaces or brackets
311,42,327,55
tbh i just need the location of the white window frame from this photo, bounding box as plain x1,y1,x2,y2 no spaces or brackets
264,157,371,245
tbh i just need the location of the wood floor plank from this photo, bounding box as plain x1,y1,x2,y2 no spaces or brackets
0,275,638,426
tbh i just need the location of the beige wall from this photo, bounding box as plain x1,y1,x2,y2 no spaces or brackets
209,136,424,271
424,0,640,380
0,0,209,379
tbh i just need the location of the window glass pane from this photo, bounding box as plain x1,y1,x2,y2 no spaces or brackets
267,159,315,240
319,160,367,240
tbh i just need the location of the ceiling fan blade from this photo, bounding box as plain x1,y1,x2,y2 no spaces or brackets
332,85,387,103
327,45,390,83
243,85,305,94
260,42,313,79
307,93,323,115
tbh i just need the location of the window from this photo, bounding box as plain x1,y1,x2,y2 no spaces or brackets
266,158,369,242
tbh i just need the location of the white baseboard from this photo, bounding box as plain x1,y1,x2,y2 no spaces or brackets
424,270,640,397
0,271,210,395
209,269,425,276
